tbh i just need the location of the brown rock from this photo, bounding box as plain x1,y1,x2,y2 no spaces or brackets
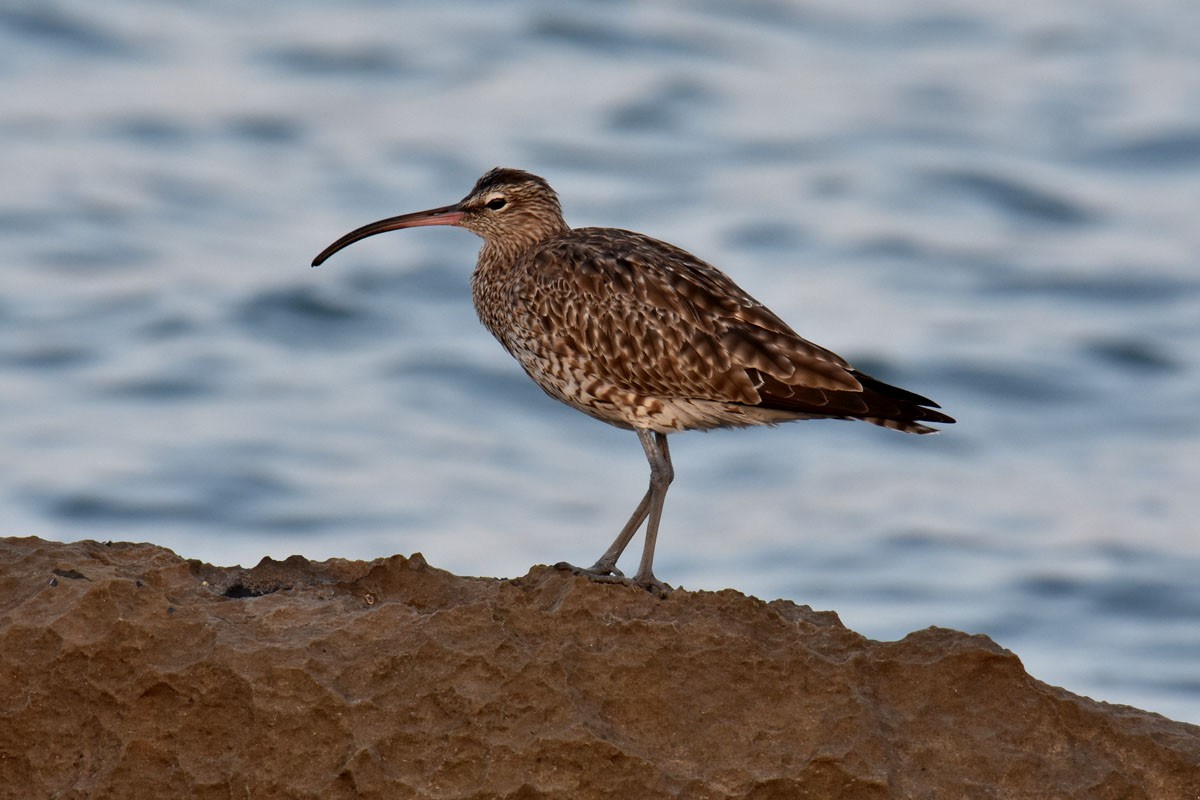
1,536,1197,799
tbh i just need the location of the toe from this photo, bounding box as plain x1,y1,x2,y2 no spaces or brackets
554,561,623,579
633,573,672,597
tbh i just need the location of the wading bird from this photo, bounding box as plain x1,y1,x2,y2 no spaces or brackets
313,168,953,594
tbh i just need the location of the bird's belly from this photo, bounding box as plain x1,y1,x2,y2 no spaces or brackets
511,348,779,434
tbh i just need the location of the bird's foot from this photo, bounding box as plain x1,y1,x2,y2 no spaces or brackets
631,572,672,598
554,560,624,579
553,562,672,597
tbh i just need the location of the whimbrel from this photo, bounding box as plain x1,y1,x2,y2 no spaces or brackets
313,168,953,594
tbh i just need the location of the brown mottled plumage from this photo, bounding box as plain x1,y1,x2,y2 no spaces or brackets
313,167,954,594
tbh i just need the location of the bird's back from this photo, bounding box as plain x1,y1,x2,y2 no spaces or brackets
472,226,952,434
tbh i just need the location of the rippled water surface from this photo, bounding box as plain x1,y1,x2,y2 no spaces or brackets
3,1,1199,723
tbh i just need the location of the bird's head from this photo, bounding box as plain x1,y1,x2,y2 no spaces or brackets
312,167,568,267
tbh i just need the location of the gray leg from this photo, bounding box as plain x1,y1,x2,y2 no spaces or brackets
631,431,672,594
555,429,674,595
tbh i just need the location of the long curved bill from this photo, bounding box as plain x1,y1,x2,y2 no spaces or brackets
311,203,466,267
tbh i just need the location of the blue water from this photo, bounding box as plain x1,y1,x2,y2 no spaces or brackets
3,1,1199,724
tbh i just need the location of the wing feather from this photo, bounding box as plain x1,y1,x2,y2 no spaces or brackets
514,228,860,400
488,227,952,431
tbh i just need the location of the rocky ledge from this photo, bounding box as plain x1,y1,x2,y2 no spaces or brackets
1,537,1197,799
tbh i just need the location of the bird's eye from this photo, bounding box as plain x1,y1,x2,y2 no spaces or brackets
485,197,507,211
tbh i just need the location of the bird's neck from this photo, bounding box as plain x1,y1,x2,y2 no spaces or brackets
477,238,530,269
478,219,570,266
472,223,565,351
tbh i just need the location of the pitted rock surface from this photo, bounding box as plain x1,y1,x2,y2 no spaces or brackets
1,537,1197,799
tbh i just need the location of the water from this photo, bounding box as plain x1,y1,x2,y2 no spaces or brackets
3,0,1199,724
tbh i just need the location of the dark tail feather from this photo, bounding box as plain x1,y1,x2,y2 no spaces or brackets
852,370,955,433
751,368,954,434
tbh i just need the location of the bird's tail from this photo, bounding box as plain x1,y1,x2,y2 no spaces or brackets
752,368,954,434
852,371,954,434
